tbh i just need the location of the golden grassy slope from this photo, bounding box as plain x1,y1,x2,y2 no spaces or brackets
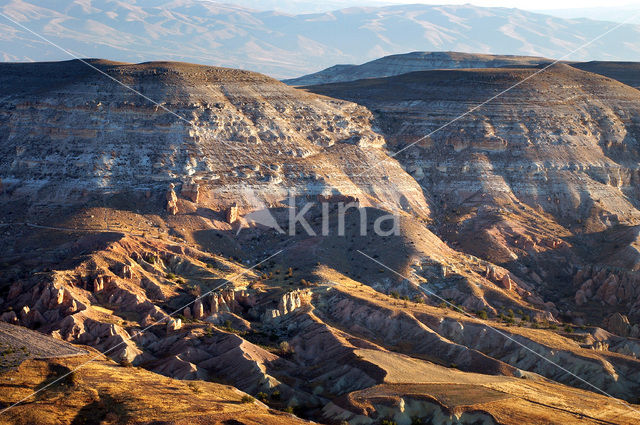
0,348,308,425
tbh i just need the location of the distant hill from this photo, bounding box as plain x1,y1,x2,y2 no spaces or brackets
2,1,640,78
283,51,550,85
571,61,640,89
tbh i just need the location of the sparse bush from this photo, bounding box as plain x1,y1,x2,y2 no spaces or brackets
451,304,465,313
477,310,488,320
548,323,558,330
241,395,254,403
271,390,281,400
189,285,202,297
380,420,397,425
279,341,294,356
564,325,574,333
390,291,399,299
119,359,133,368
257,391,268,402
165,272,176,280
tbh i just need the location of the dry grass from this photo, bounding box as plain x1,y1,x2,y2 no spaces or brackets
0,349,306,425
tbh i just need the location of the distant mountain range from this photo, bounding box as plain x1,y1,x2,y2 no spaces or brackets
1,0,640,78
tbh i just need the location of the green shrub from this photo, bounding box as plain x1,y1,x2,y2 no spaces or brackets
240,395,254,403
477,310,488,320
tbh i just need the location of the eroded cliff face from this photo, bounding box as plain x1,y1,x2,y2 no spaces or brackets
308,64,640,229
307,63,640,322
0,59,429,217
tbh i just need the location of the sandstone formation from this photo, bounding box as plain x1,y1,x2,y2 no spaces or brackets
0,60,429,218
2,58,640,424
308,63,640,325
226,203,239,224
166,183,179,215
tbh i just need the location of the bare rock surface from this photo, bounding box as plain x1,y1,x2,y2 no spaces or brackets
0,322,87,370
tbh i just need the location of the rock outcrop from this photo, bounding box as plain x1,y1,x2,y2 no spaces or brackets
226,203,239,224
166,183,179,215
181,181,201,203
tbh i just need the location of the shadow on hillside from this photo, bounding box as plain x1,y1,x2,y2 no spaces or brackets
71,392,131,425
